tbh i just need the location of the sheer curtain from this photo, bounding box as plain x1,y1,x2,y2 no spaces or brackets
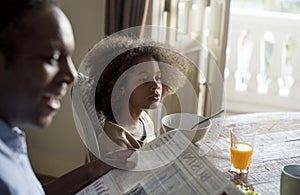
149,0,231,116
105,0,150,35
201,0,231,116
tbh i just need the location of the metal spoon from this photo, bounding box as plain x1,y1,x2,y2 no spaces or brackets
190,109,225,130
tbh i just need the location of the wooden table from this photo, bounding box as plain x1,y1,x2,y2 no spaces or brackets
202,112,300,195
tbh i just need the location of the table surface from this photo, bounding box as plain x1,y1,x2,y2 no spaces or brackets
202,112,300,195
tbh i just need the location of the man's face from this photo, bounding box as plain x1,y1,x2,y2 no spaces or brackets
0,6,77,128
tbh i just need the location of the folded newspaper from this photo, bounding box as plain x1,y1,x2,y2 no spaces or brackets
75,131,242,195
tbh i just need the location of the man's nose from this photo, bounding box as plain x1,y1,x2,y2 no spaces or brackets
59,57,78,84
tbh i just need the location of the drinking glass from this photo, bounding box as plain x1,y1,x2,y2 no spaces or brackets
230,126,256,174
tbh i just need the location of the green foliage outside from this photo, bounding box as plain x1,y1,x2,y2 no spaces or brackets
231,0,300,14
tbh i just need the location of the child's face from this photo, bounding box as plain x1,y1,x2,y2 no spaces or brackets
124,56,162,113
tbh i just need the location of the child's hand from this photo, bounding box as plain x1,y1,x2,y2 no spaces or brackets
102,149,137,170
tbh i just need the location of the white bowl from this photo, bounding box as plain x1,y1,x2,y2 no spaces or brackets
161,113,212,143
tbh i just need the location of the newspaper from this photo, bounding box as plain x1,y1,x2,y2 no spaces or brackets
75,131,242,195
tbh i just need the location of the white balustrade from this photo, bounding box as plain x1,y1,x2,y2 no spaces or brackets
225,9,300,112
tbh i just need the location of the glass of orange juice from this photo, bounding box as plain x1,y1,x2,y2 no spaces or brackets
230,126,256,174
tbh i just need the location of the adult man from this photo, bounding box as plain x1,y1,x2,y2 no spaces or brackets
0,0,134,194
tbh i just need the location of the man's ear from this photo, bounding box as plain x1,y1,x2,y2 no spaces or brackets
0,51,5,84
0,51,5,72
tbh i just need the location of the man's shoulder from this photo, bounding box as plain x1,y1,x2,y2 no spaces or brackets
0,142,22,194
0,139,13,160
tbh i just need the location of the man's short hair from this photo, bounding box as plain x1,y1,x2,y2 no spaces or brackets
0,0,57,61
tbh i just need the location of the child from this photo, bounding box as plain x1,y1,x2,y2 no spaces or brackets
78,36,192,158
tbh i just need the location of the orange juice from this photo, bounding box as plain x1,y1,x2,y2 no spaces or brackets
230,142,253,169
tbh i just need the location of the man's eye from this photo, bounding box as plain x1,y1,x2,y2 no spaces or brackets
45,57,58,65
45,54,60,65
45,51,61,65
53,52,60,61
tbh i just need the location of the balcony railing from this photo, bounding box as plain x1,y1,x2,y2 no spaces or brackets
225,9,300,113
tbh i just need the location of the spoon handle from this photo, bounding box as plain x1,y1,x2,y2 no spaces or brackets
190,110,224,130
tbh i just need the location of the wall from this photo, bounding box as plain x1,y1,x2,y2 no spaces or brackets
24,0,106,177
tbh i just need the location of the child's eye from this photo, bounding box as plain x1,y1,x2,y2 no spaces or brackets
155,76,162,82
140,75,149,82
